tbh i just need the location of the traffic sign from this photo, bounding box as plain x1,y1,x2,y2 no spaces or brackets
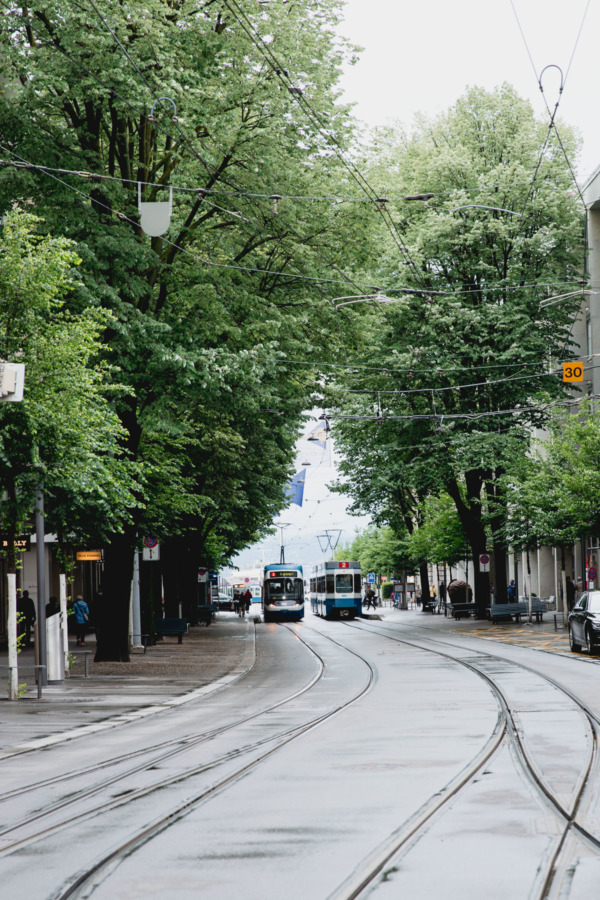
367,573,375,583
588,566,597,582
143,536,158,549
563,362,583,382
479,553,490,572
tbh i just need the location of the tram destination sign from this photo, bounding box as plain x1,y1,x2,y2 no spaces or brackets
269,570,297,578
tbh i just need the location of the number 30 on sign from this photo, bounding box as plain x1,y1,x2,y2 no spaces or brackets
563,362,583,382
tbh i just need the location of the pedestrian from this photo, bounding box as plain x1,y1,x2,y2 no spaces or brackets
365,587,376,609
72,594,90,646
566,576,576,612
46,596,60,617
233,591,240,615
243,588,252,613
507,579,516,602
17,590,36,647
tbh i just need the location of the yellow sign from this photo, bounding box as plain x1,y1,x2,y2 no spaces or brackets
563,362,584,382
77,550,102,561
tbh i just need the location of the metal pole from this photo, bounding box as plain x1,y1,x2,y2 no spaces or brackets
131,550,142,646
7,573,18,700
59,573,69,675
35,486,47,686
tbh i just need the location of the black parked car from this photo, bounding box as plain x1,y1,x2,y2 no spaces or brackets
568,590,600,654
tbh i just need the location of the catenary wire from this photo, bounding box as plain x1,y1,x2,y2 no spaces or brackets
0,144,368,288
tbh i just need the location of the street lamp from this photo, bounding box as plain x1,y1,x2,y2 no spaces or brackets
275,522,291,564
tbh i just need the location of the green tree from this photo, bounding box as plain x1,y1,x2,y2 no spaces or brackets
0,210,137,573
503,404,600,600
333,85,584,615
0,1,371,658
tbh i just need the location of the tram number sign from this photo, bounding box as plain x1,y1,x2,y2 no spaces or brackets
479,553,490,572
563,362,583,382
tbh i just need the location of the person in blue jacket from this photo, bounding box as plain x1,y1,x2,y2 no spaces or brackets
72,595,90,646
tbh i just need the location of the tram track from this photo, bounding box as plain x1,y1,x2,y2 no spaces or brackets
2,623,375,900
330,617,600,900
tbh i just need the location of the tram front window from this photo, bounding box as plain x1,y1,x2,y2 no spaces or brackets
336,574,353,593
266,578,303,600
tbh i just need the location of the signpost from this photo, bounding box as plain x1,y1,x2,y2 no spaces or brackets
563,362,583,382
588,566,596,588
142,537,159,561
479,553,490,572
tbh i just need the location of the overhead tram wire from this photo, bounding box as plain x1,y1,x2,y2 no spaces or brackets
221,0,426,287
0,152,583,292
345,363,600,397
0,157,571,206
510,0,589,210
322,393,593,424
274,353,595,375
0,144,371,289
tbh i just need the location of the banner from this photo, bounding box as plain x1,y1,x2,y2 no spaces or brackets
285,469,306,507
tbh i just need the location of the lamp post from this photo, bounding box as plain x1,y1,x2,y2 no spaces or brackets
276,522,291,564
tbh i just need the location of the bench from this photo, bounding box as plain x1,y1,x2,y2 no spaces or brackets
528,599,547,622
450,602,478,619
153,617,189,644
490,602,527,624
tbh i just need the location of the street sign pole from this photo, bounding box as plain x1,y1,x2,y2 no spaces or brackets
35,486,47,687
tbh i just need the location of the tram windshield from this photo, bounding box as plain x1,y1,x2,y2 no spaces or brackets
336,573,354,593
266,578,303,600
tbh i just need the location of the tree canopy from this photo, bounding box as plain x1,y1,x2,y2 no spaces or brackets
331,85,585,613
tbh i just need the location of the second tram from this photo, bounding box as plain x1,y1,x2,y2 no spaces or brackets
310,561,362,618
262,564,304,622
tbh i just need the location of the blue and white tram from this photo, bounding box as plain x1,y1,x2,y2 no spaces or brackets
262,564,304,622
310,561,362,618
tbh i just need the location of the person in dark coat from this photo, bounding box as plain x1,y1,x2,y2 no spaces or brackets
46,596,60,617
17,590,36,647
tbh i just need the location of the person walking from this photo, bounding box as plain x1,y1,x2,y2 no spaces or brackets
72,595,90,646
507,579,516,602
243,589,252,614
17,590,36,647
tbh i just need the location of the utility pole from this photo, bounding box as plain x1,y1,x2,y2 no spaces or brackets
35,486,47,687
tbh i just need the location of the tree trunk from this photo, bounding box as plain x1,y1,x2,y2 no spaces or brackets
95,528,136,661
419,561,430,610
446,474,490,617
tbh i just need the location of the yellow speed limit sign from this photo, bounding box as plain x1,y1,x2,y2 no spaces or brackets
563,362,584,382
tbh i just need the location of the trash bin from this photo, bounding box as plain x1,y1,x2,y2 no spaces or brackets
46,613,65,683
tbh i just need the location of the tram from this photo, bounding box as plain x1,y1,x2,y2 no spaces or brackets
262,564,304,622
310,561,362,618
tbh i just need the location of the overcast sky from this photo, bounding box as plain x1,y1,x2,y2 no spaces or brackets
228,0,597,575
336,0,598,181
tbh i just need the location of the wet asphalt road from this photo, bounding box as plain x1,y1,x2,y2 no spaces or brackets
1,607,599,900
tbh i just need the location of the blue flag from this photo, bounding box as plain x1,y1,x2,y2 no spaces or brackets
285,469,306,506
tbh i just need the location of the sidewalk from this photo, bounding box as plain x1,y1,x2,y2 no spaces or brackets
379,603,571,654
0,613,256,756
